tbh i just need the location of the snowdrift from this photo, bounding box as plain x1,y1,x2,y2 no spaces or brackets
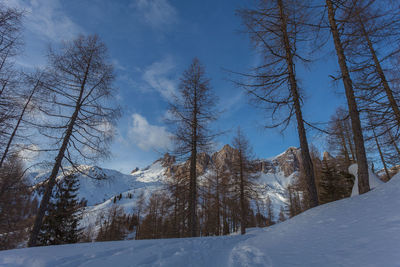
1,171,399,266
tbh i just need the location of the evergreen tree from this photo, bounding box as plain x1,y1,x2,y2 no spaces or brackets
318,158,354,204
37,174,82,246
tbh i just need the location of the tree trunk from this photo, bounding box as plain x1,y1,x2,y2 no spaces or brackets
216,172,220,235
277,0,319,207
387,128,400,157
358,16,400,126
28,56,91,247
28,104,80,247
326,0,370,194
239,151,246,235
344,127,356,162
372,127,390,181
0,80,40,168
338,123,351,167
188,103,198,237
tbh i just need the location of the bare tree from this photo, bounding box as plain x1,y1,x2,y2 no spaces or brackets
325,0,370,194
28,35,120,247
168,58,218,237
0,4,22,149
339,0,400,134
0,71,45,168
326,107,356,168
236,0,319,207
231,127,258,235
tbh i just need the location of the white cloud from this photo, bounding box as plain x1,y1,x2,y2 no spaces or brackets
5,0,83,42
128,113,171,151
142,56,177,101
130,0,178,29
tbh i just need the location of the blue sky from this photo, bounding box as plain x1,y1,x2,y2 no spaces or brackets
8,0,348,173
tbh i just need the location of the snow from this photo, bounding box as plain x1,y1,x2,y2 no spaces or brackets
349,163,384,197
2,169,399,266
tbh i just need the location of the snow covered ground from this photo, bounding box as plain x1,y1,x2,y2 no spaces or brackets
2,170,399,266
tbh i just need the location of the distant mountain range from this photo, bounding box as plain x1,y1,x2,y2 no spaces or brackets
27,145,317,236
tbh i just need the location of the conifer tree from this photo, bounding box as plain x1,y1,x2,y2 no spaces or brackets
237,0,319,207
231,127,258,235
37,174,82,246
168,58,218,237
325,0,370,194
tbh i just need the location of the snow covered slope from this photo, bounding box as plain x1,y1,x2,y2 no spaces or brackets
2,169,399,266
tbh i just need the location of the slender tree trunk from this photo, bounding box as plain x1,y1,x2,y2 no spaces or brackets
387,128,400,157
188,103,198,237
338,123,351,166
344,128,356,162
0,80,40,168
239,151,246,235
326,0,370,194
277,0,319,207
372,127,390,180
358,16,400,125
28,104,80,247
216,173,220,235
28,57,91,247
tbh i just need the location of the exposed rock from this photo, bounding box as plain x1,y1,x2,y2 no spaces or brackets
211,144,238,171
161,153,176,167
130,167,139,174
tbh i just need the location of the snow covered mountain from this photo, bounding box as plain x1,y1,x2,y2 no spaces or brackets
27,146,303,234
2,164,399,266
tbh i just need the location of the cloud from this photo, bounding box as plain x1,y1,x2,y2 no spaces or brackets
130,0,178,29
128,113,171,151
5,0,83,42
142,56,177,101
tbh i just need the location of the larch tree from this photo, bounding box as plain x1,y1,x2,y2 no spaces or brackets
0,4,22,151
326,108,356,169
0,71,45,168
237,0,319,207
325,0,370,194
341,0,400,134
168,58,218,237
28,35,120,247
231,127,258,235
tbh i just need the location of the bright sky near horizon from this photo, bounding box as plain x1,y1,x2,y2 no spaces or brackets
7,0,348,173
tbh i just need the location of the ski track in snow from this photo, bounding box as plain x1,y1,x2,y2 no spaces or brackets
2,172,400,266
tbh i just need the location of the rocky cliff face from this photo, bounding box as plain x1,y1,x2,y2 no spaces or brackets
161,145,302,182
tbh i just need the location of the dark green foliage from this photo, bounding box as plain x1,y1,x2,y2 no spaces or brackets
318,159,354,204
37,174,82,246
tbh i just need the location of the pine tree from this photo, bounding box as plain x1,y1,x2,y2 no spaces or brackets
37,174,82,246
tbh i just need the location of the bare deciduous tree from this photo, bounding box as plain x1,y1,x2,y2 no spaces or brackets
326,0,370,194
28,35,120,247
168,58,218,237
231,127,258,235
236,0,319,207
